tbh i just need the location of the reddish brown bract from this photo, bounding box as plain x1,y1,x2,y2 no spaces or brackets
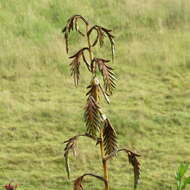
4,184,18,190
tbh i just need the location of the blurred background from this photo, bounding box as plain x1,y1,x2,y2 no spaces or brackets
0,0,190,189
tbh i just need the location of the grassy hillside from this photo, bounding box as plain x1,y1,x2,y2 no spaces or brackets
0,0,190,190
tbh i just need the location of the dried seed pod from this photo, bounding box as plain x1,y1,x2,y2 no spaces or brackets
91,58,116,95
103,119,118,155
69,48,89,86
84,96,101,136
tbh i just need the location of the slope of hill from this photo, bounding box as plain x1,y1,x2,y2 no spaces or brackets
0,0,190,190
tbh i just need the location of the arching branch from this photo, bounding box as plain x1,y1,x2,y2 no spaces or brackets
62,15,88,53
74,173,108,190
104,148,141,189
63,133,98,179
87,25,115,60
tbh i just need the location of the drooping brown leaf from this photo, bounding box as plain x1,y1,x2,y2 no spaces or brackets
69,56,81,86
118,149,141,189
63,134,99,179
87,25,115,60
103,148,140,189
73,173,107,190
97,58,116,95
62,15,88,53
84,96,101,136
98,27,105,47
127,151,141,189
103,119,117,155
91,58,116,95
69,48,89,86
64,136,78,179
101,27,115,60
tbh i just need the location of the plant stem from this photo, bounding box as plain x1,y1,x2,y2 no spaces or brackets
86,25,93,65
100,128,109,190
86,24,109,190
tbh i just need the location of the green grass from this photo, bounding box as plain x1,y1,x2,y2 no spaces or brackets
0,0,190,190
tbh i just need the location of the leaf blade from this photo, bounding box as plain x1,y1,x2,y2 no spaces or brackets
103,119,118,156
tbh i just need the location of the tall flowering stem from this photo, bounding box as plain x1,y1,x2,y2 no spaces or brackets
62,15,140,190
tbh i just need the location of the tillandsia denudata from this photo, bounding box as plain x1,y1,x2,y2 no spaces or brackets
62,15,141,190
